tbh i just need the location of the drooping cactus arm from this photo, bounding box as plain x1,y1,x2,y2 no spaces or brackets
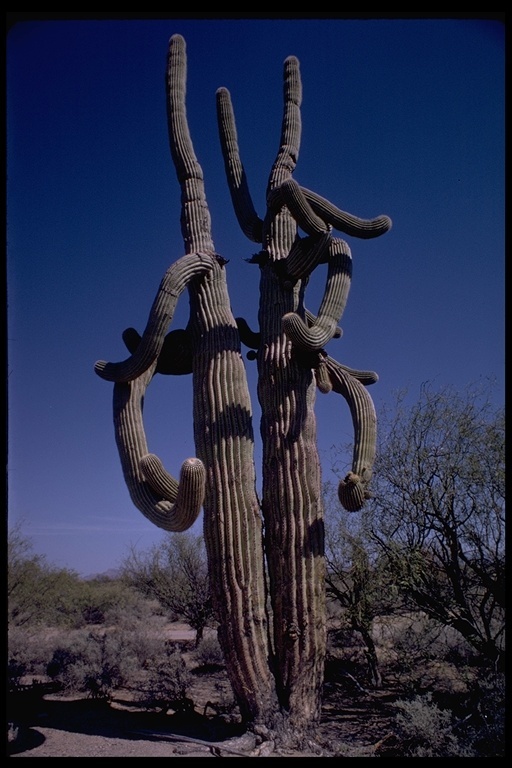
216,87,263,243
94,251,215,383
267,178,328,236
326,356,378,386
314,352,379,394
113,364,205,531
322,356,377,512
305,309,342,340
282,237,352,351
284,231,332,282
269,177,391,240
301,186,392,239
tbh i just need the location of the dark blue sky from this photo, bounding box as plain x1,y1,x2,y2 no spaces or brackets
7,17,505,576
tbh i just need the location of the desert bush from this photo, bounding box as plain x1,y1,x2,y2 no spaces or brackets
8,526,85,628
79,577,158,628
8,627,64,680
46,629,136,699
139,641,193,713
449,671,506,758
193,634,225,668
7,657,27,689
392,692,471,757
390,675,505,759
364,383,505,671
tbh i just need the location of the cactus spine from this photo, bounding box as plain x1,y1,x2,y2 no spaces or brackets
95,34,391,734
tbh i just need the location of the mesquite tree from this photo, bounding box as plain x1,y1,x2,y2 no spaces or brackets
95,34,391,732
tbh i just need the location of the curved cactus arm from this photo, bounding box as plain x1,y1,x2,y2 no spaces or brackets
322,356,377,512
282,238,352,352
216,87,264,243
327,357,379,386
268,178,329,236
113,366,205,531
284,230,332,283
94,252,215,383
305,309,342,339
301,186,392,239
315,353,379,393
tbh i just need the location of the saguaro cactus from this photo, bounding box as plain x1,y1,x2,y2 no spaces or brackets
95,34,391,736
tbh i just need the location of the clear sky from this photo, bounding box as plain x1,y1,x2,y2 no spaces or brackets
6,15,505,577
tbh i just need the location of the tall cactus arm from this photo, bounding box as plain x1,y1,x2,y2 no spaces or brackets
282,238,352,352
266,55,302,200
113,365,205,531
94,252,215,383
301,186,392,239
323,356,377,512
167,34,215,254
216,87,264,243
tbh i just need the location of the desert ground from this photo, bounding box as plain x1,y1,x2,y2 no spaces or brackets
8,623,400,758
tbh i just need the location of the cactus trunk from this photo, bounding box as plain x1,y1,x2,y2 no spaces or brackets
188,266,278,724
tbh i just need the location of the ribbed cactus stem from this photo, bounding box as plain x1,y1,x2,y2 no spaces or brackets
285,231,332,282
113,367,205,531
269,178,329,236
189,265,278,724
282,238,352,351
266,56,302,206
325,357,377,511
167,35,214,254
167,35,278,724
253,54,326,726
301,186,392,239
216,87,263,243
